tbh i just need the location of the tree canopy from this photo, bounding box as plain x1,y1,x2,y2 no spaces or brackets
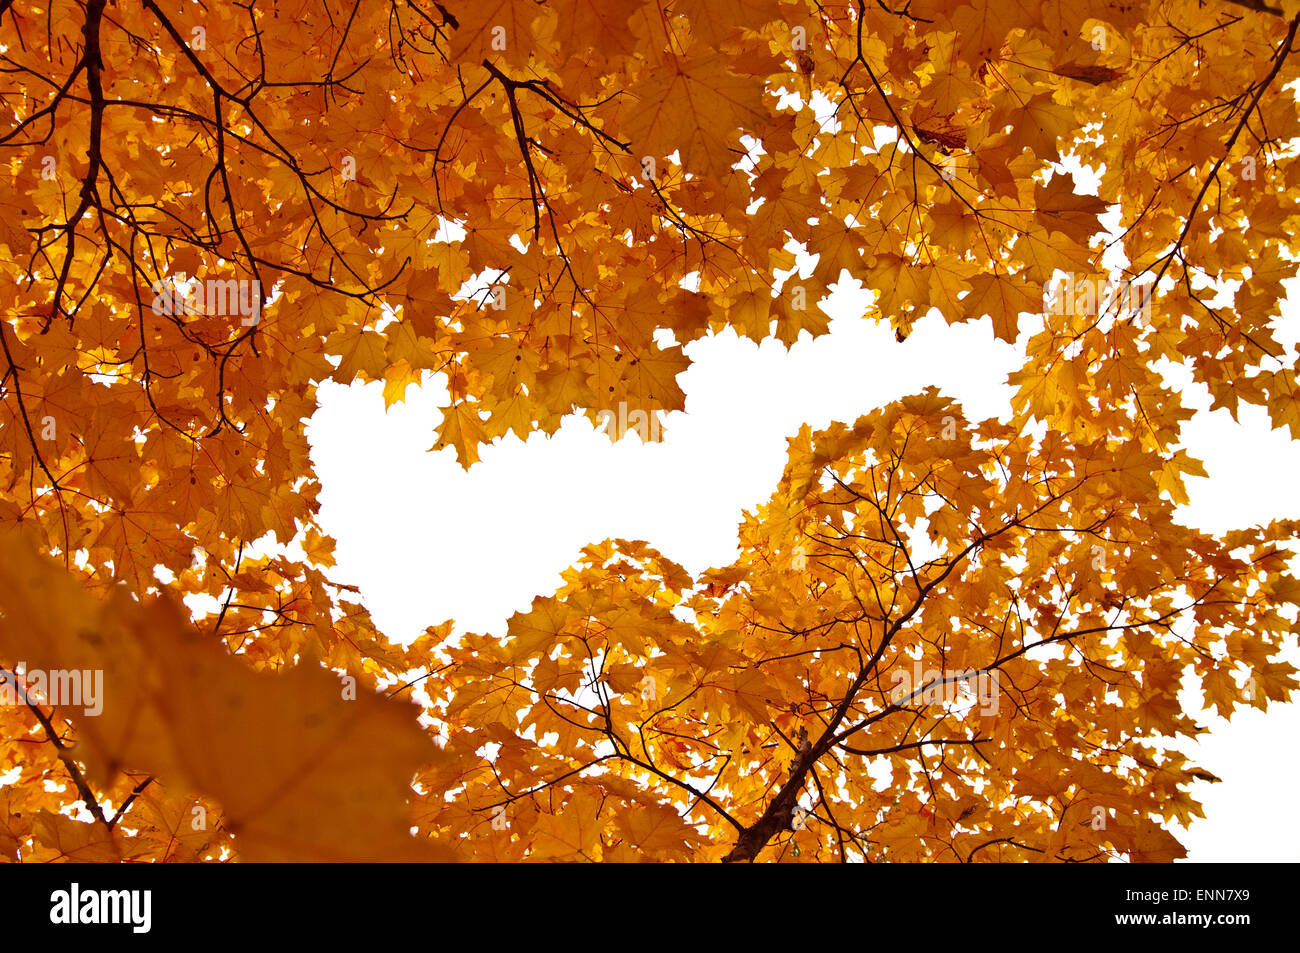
1,0,1298,862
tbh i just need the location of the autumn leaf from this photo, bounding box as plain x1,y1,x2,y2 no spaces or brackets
0,530,453,862
2,0,1299,865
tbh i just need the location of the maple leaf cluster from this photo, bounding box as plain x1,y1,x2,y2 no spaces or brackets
1,0,1298,861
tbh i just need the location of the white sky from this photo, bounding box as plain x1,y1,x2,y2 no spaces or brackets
307,273,1300,861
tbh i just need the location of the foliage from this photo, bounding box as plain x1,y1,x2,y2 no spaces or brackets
1,0,1298,861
